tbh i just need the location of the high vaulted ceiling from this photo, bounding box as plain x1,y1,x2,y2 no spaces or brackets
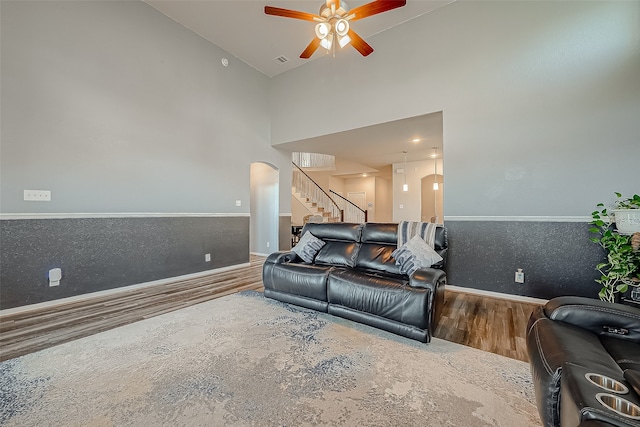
145,0,452,78
144,0,450,174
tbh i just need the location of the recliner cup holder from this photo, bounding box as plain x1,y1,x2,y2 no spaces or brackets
596,393,640,419
585,373,629,394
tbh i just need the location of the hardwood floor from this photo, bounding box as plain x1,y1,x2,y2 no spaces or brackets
433,289,541,362
0,255,542,363
0,256,265,362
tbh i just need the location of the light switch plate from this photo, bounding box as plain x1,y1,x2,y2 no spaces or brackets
24,190,51,201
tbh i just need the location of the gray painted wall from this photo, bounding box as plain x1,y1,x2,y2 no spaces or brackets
268,1,639,299
2,1,637,308
1,1,291,214
0,1,288,308
270,1,640,216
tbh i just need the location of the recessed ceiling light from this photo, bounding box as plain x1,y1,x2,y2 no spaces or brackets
411,138,421,143
362,173,367,177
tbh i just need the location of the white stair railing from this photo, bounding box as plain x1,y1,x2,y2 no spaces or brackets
292,163,343,222
330,190,367,223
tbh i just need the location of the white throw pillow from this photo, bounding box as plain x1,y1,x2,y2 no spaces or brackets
391,235,443,276
292,231,326,263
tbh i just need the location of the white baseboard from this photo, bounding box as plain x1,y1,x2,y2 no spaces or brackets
0,212,251,220
0,262,251,316
250,252,272,257
444,216,591,222
446,284,548,304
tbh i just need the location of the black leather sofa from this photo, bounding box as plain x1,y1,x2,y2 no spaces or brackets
526,296,640,427
262,222,447,343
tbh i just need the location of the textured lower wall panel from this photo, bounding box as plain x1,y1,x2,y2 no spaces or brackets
279,215,292,251
444,220,604,300
0,216,249,309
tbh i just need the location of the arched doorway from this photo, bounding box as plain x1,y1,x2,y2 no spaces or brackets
250,162,279,255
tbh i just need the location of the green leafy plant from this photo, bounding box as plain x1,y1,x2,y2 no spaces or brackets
590,193,640,303
611,192,640,210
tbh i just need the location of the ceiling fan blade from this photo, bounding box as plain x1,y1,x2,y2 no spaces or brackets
347,29,374,56
300,37,322,59
264,6,321,22
349,0,406,21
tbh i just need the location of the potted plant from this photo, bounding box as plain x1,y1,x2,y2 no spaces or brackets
610,192,640,235
590,193,640,303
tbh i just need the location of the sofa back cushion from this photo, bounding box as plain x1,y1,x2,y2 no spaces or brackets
433,226,448,267
356,223,402,275
302,223,362,268
356,223,448,274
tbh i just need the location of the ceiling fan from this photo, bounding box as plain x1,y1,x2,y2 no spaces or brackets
264,0,407,59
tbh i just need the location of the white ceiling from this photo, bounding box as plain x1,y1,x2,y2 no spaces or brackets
145,0,451,78
144,0,450,174
276,112,443,173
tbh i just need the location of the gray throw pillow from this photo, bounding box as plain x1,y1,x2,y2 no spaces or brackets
392,235,443,276
292,231,326,263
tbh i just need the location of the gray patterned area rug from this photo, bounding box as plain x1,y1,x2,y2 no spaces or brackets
0,291,541,426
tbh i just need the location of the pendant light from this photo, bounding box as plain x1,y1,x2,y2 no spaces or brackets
432,147,439,191
402,151,408,192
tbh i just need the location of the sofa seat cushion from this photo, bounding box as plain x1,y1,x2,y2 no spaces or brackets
327,268,430,329
267,262,332,301
600,336,640,371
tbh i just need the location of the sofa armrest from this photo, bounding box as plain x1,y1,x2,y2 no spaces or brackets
544,296,640,342
265,250,301,265
263,251,302,288
410,268,447,336
410,268,446,290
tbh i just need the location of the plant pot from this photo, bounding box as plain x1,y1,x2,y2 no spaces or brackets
613,209,640,235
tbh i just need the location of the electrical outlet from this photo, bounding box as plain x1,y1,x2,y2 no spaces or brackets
515,268,525,284
266,242,270,248
49,268,62,287
205,253,211,262
235,200,241,207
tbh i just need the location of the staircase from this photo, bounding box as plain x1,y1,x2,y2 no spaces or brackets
292,163,343,223
291,190,340,223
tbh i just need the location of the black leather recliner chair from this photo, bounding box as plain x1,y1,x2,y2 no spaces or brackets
526,296,640,427
262,222,447,343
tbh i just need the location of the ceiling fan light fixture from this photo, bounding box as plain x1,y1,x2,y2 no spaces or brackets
335,19,349,36
315,22,330,39
320,33,333,50
338,34,351,48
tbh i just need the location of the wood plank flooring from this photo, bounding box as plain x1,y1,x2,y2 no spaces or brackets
0,256,265,362
0,255,542,363
433,289,541,362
